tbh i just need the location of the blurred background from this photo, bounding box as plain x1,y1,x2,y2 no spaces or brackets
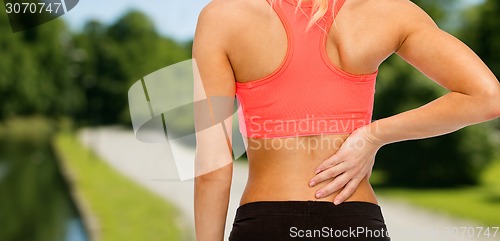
0,0,499,241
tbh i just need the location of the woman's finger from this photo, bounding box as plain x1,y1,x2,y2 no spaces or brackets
333,177,363,205
366,157,375,179
309,162,347,187
314,152,343,174
315,172,350,199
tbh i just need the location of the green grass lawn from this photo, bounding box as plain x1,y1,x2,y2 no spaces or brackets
374,161,500,226
53,132,187,241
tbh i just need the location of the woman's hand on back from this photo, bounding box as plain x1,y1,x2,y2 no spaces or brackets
309,124,384,205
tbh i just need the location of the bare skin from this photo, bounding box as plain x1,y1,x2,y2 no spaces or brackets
240,134,378,206
192,0,500,240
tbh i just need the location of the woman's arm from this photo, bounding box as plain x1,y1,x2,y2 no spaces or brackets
369,2,500,145
310,0,500,204
192,2,236,241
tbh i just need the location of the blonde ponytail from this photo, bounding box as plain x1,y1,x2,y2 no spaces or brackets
269,0,336,31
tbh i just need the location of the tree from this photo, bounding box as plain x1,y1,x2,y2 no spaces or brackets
73,11,191,126
0,6,191,127
0,3,83,120
460,0,500,147
461,0,500,77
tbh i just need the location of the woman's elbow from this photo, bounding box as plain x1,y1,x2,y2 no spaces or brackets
482,88,500,120
195,172,232,196
489,100,500,120
195,162,233,184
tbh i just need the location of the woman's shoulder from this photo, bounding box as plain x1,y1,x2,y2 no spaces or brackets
198,0,266,24
195,0,274,51
351,0,436,27
345,0,439,52
200,0,434,22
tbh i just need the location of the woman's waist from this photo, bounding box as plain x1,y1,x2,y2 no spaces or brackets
240,134,377,205
240,168,377,206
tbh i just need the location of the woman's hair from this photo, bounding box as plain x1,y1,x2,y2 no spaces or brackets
269,0,336,31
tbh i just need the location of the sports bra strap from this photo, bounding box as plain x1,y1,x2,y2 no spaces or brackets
333,0,347,19
235,0,377,139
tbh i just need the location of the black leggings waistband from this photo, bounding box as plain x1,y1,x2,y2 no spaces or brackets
229,200,390,241
234,200,384,220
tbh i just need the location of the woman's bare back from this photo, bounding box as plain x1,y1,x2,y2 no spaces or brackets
215,0,406,205
225,0,400,83
240,135,378,205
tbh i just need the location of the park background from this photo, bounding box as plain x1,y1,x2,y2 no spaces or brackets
0,0,499,240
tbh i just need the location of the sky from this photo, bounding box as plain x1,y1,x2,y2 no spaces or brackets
62,0,485,43
62,0,210,42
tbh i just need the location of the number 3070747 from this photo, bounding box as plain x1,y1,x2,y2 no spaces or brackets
5,2,64,14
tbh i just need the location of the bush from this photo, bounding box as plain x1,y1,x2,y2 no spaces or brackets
0,115,55,145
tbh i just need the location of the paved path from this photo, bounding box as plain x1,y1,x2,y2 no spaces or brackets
79,127,498,241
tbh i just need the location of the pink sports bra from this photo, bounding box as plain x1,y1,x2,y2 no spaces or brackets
235,0,378,139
